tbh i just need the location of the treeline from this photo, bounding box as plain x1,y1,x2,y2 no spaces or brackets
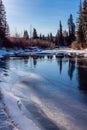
23,14,76,47
0,0,87,49
10,38,55,49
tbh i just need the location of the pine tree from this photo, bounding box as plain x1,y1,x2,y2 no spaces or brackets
68,14,76,44
59,21,63,37
49,33,53,42
82,0,87,45
0,0,8,38
33,28,38,39
56,30,60,45
6,23,10,36
47,34,50,41
77,0,87,47
59,21,64,46
39,34,42,39
77,1,85,45
23,30,29,40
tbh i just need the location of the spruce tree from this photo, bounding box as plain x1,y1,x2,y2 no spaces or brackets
82,0,87,46
33,28,38,39
23,30,29,40
0,0,8,38
59,21,64,46
47,34,50,41
39,34,42,39
49,33,53,42
77,0,87,47
77,1,85,45
56,30,60,45
68,14,75,44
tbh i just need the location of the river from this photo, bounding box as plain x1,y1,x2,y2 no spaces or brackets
0,56,87,130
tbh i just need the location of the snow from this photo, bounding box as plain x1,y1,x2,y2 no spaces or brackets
1,87,41,130
0,47,87,57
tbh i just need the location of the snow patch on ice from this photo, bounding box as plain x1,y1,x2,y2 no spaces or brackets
1,89,41,130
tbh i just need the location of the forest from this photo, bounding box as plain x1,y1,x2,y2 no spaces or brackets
0,0,87,49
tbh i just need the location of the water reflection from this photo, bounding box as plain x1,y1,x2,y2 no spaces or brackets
33,58,37,67
24,57,29,64
0,57,9,70
56,57,76,78
68,58,75,80
47,55,53,60
32,55,43,67
0,56,87,95
78,59,87,92
21,55,46,68
0,57,9,77
0,56,87,130
56,58,63,74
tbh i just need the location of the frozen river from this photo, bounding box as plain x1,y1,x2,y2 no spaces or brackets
0,56,87,130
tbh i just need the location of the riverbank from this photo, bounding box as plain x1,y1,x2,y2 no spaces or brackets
0,86,41,130
0,90,20,130
0,47,87,58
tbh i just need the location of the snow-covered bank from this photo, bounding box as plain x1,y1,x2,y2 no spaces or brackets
0,47,87,58
0,91,19,130
0,87,41,130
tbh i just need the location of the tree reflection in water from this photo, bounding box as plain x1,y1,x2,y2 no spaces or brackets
0,57,9,70
68,58,75,80
56,58,63,74
33,58,37,67
1,56,87,95
0,57,9,76
77,59,87,92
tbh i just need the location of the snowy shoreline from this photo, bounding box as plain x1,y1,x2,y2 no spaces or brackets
0,90,20,130
0,47,87,58
0,87,41,130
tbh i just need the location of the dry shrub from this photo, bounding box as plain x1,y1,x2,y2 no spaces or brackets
8,37,56,49
70,41,83,50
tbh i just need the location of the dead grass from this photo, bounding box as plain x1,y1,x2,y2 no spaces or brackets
70,41,84,50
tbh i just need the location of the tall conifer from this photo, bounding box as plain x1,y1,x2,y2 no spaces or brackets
77,0,87,46
68,14,75,44
0,0,8,38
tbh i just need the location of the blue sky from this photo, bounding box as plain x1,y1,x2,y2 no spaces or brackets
3,0,80,36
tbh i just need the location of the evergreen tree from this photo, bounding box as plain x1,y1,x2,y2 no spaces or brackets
33,28,38,39
0,0,8,38
56,21,64,46
6,23,10,36
77,0,87,46
59,21,64,45
77,1,85,45
23,30,29,40
49,33,53,42
63,30,69,46
82,0,87,45
68,14,76,44
42,35,45,40
56,30,60,45
59,21,63,36
47,34,50,41
39,34,42,39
